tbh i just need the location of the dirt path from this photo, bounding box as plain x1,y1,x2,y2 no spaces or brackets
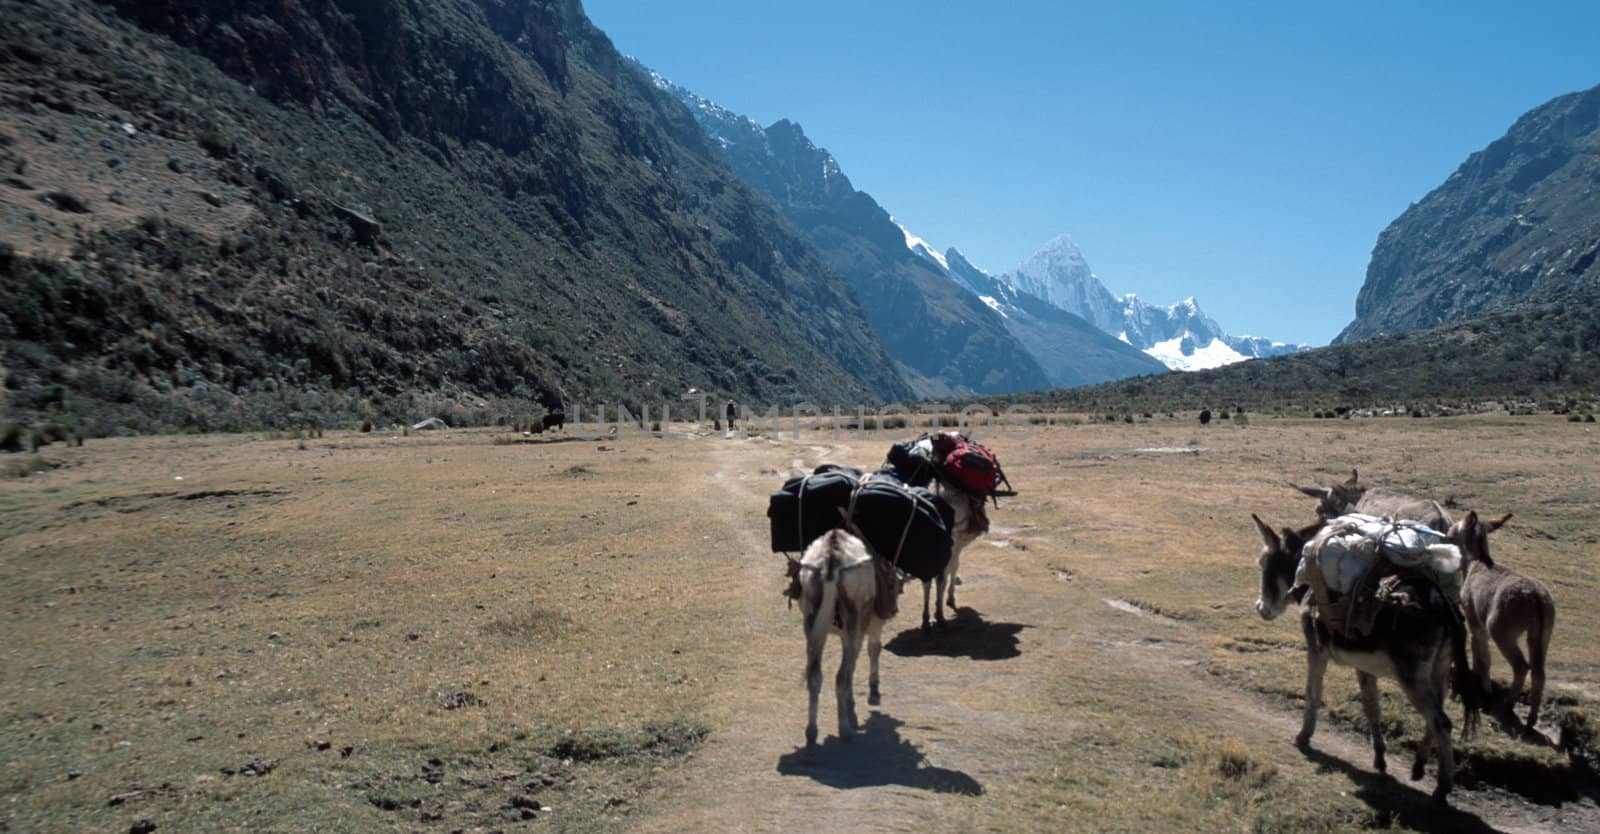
627,437,1598,833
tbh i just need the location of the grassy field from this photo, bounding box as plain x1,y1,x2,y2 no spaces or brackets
2,415,1597,832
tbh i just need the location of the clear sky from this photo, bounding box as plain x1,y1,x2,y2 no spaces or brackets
583,0,1599,346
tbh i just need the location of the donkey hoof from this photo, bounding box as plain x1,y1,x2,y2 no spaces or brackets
1411,761,1426,782
868,690,881,706
1431,786,1451,807
1294,732,1312,750
1374,755,1386,774
805,727,817,749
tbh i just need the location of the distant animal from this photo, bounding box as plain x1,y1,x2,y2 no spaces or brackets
797,528,895,749
1292,469,1451,531
1199,409,1212,425
1447,511,1556,731
541,411,566,432
922,481,991,632
1251,514,1478,804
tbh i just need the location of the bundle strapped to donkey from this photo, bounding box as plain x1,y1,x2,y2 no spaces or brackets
768,466,956,582
1297,514,1465,639
883,431,1014,501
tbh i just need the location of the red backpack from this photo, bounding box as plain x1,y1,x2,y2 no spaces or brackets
932,431,1001,495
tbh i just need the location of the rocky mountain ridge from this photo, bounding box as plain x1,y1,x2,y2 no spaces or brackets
1337,82,1600,343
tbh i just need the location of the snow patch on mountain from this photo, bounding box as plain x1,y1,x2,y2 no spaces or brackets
1145,335,1250,371
978,295,1008,318
895,220,948,270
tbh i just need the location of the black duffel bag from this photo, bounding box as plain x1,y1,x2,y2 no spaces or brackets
767,469,861,552
848,475,955,582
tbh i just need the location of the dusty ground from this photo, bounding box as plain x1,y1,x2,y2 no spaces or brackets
2,414,1598,832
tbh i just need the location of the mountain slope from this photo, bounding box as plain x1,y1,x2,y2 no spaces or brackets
942,248,1169,386
0,0,910,433
997,281,1600,413
644,64,1051,398
978,235,1309,372
1337,83,1600,343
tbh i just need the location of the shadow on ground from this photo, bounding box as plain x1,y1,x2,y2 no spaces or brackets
776,712,984,795
1299,745,1505,834
884,607,1026,661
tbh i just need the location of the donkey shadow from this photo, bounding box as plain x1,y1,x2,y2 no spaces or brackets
776,711,984,796
1297,746,1501,834
884,607,1026,661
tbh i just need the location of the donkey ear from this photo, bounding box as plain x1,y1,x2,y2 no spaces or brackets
1463,510,1479,530
1345,469,1360,487
1252,514,1280,549
1292,483,1328,500
1487,512,1513,532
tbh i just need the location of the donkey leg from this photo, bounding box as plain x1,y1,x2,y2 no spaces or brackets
1527,617,1552,729
921,580,933,633
867,620,883,706
1401,661,1456,801
836,610,864,739
1297,649,1329,747
804,619,824,749
945,552,960,608
1357,672,1386,773
934,574,948,628
1468,622,1493,703
1490,617,1530,716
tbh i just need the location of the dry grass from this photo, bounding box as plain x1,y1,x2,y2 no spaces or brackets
2,415,1597,832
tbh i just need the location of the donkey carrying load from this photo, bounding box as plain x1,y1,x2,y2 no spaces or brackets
1293,471,1557,731
1251,513,1480,804
796,525,896,749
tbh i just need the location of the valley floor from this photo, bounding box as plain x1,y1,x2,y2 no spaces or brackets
2,415,1597,832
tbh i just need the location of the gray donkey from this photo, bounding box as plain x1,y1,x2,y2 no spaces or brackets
1447,511,1557,730
1252,515,1478,804
1293,469,1451,531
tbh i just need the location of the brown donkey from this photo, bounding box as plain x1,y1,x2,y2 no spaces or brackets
1447,511,1557,730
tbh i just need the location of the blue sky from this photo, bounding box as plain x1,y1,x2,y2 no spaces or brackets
584,1,1599,345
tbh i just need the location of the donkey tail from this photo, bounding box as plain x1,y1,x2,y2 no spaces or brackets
803,545,841,651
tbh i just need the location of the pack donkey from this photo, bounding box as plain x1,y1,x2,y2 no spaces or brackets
1252,515,1479,803
1292,469,1451,531
797,526,898,749
922,482,991,632
1447,511,1557,730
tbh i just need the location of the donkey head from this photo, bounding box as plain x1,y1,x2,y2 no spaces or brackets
1291,468,1366,520
1446,510,1513,568
1252,514,1318,620
935,482,991,552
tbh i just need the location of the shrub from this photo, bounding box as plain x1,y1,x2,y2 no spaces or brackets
0,423,23,453
1123,415,1134,423
360,418,373,432
1587,415,1597,423
1569,414,1584,422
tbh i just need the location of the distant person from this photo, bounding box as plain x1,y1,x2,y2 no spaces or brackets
725,400,738,432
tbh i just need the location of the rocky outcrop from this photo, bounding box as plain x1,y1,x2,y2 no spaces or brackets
1337,83,1600,343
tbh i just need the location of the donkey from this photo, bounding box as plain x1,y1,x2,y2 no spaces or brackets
1447,511,1557,730
922,483,991,632
1252,514,1478,803
1292,469,1451,531
798,528,895,749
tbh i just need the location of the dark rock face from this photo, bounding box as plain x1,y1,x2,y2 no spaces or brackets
646,64,1052,397
1337,83,1600,343
2,0,912,432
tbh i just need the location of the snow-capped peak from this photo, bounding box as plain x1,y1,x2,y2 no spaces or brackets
894,219,949,271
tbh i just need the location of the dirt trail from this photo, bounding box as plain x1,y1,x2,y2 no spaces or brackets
627,438,1596,833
